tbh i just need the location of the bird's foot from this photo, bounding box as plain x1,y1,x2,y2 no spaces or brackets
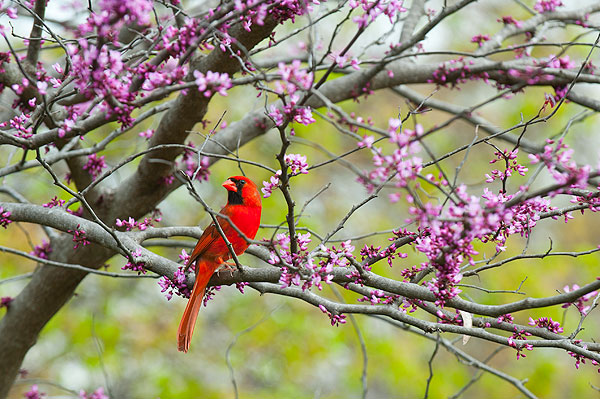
216,261,237,277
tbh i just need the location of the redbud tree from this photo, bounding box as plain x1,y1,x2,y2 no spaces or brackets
1,0,600,397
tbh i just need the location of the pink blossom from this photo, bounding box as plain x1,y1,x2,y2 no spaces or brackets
116,217,136,231
139,129,154,140
52,62,63,74
498,16,523,28
317,303,347,326
79,387,109,399
4,5,17,19
98,0,153,28
24,384,45,399
43,196,65,208
0,206,12,228
284,154,309,176
158,262,191,300
193,70,232,97
141,58,187,91
68,224,90,249
121,248,146,274
180,143,211,182
471,34,490,47
1,296,13,309
358,135,375,148
0,113,33,139
83,154,107,179
31,240,52,260
262,171,281,198
349,0,407,27
562,285,598,314
274,60,313,96
528,316,564,333
534,0,563,13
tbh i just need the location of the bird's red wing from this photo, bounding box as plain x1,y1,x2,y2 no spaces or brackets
186,222,220,269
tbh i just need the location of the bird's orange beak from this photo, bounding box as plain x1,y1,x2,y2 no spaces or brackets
222,179,237,192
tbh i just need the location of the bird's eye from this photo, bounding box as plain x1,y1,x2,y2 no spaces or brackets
240,180,246,185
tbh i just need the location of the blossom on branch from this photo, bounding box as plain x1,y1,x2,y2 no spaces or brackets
0,206,12,228
262,171,282,198
193,71,232,97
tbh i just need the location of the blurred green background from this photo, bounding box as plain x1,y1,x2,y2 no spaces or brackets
2,0,600,397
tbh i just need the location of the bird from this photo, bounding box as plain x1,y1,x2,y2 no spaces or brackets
177,176,262,353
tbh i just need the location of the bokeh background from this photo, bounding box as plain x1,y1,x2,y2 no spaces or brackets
2,0,600,397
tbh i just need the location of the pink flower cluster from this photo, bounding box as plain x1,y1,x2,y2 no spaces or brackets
0,1,17,20
83,154,107,180
158,263,192,300
507,328,533,359
269,97,316,126
269,60,315,127
79,387,109,399
428,57,489,88
309,240,356,290
121,248,146,274
138,129,154,140
157,19,213,58
57,106,80,138
318,304,347,326
202,285,222,307
505,54,575,91
262,153,309,198
545,54,576,70
284,153,309,176
411,183,556,304
269,232,312,288
471,34,490,47
79,0,153,37
24,385,45,399
562,285,598,314
116,209,162,231
43,196,65,208
67,224,90,249
329,51,361,70
568,349,599,371
485,148,528,183
142,58,187,91
0,296,12,309
261,171,282,198
534,0,563,13
359,120,423,194
193,70,232,97
358,289,399,305
179,142,211,182
349,0,407,28
67,40,135,125
0,112,32,139
529,138,591,189
0,206,12,228
66,0,159,127
359,241,406,269
528,316,563,333
497,15,523,28
30,240,52,260
266,0,320,25
274,60,313,96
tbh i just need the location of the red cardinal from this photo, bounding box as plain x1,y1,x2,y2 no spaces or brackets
177,176,262,352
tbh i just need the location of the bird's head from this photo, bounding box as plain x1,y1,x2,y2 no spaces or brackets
222,176,262,207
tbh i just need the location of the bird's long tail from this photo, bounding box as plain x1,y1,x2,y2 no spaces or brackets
177,259,217,352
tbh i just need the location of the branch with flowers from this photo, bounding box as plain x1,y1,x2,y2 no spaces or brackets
2,0,600,397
